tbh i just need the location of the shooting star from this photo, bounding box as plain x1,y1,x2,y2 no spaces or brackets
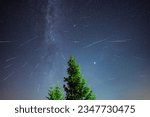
134,56,145,61
0,41,12,43
61,53,67,62
83,39,106,48
3,64,13,69
72,40,80,43
18,35,38,47
5,57,16,62
107,77,117,81
37,84,41,93
108,39,132,43
3,72,14,81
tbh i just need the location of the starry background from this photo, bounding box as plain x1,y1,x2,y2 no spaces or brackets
0,0,150,99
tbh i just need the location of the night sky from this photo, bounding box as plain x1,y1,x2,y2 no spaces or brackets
0,0,150,99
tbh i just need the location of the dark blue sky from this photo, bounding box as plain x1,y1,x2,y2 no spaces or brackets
0,0,150,99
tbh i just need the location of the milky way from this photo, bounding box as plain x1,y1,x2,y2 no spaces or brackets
0,0,150,99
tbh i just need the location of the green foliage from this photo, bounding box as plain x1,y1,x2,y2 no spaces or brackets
64,56,96,100
47,56,96,100
47,83,64,100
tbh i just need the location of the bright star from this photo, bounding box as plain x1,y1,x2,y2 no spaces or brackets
93,61,96,65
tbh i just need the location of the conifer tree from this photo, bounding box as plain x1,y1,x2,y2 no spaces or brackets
63,56,96,100
47,83,64,100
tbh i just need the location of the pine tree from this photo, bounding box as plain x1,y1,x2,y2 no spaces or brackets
63,56,96,100
47,83,64,100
